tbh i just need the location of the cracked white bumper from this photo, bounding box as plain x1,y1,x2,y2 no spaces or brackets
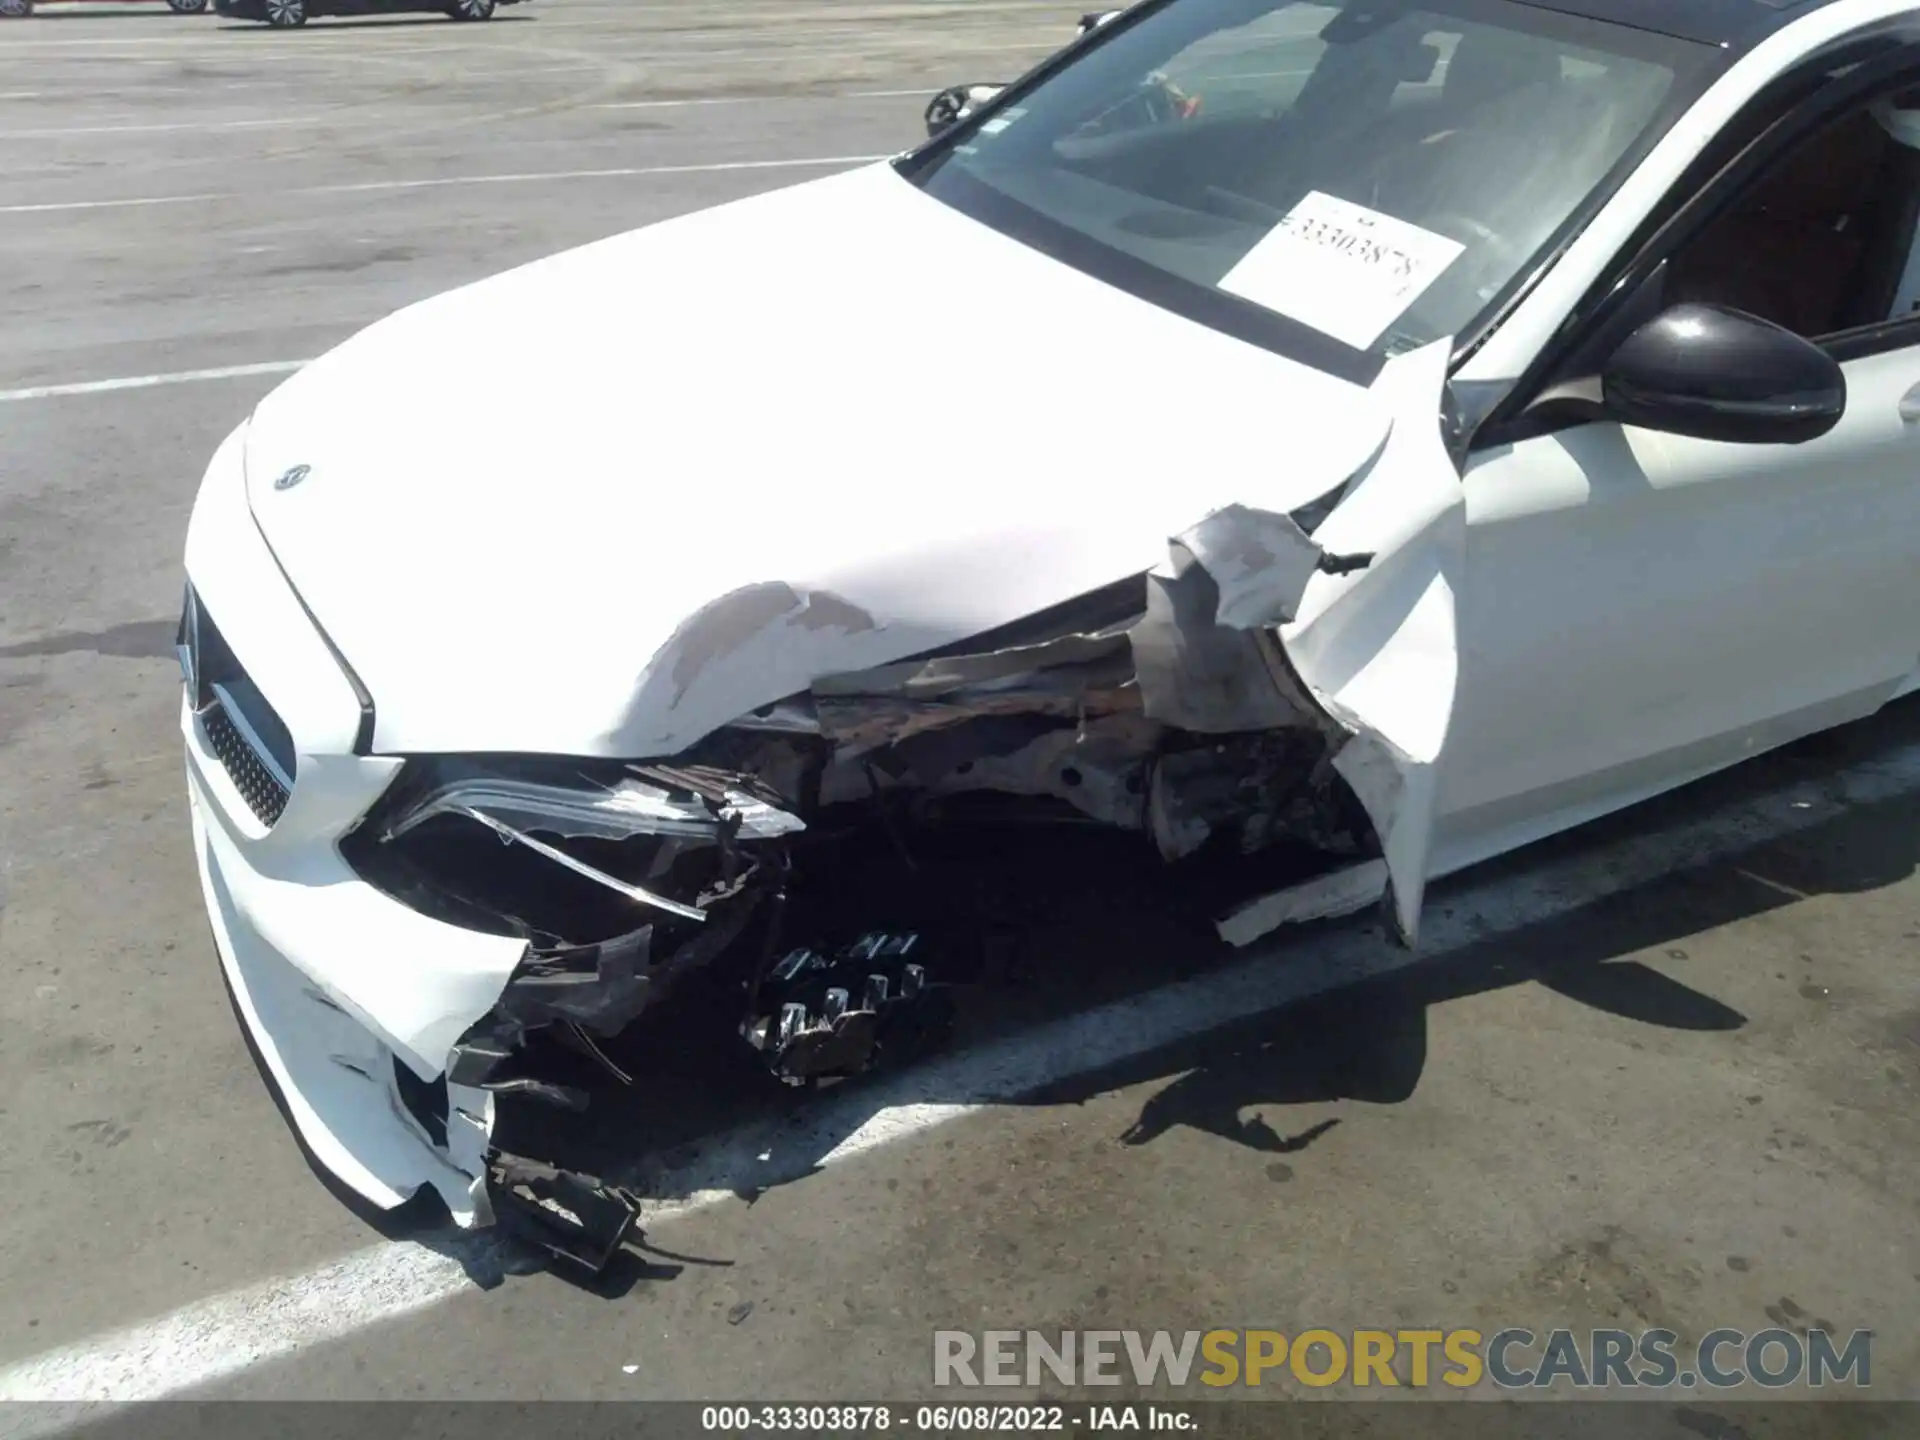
182,420,525,1223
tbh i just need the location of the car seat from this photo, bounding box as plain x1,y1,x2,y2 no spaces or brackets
1668,109,1889,336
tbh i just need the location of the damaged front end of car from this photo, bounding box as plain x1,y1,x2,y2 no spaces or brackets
336,343,1467,1273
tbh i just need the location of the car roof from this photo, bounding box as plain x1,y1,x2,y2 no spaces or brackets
1513,0,1840,47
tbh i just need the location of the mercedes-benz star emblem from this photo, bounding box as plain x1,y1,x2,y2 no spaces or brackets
274,464,311,491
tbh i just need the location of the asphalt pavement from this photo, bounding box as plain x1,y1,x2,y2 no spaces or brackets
0,0,1917,1424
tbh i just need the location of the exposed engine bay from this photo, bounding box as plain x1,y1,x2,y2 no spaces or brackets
339,497,1408,1271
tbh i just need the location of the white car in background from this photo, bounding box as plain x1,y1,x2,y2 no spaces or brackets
179,0,1920,1269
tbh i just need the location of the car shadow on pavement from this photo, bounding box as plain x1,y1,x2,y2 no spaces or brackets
294,706,1920,1295
644,770,1918,1191
1037,904,1749,1162
1111,994,1419,1156
475,753,1917,1293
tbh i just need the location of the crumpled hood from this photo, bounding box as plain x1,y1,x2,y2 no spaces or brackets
243,162,1392,758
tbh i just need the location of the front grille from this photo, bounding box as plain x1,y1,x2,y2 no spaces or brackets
180,586,297,827
202,699,292,825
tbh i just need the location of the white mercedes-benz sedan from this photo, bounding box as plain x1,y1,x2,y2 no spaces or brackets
179,0,1920,1267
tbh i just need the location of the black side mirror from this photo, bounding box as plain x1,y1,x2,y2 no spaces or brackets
925,86,972,137
1602,302,1845,445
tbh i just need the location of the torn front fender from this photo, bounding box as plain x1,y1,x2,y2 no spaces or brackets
1129,339,1465,948
1280,340,1466,945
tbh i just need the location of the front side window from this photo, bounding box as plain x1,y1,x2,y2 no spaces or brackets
908,0,1707,366
1665,85,1920,340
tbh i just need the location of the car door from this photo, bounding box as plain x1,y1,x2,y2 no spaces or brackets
1431,81,1920,874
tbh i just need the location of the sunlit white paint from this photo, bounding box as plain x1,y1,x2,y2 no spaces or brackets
182,425,527,1094
1282,340,1466,945
239,161,1397,759
1437,353,1920,875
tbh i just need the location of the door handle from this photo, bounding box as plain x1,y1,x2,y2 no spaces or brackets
1900,382,1920,423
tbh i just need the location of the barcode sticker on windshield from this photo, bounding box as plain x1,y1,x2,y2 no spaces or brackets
1217,191,1464,350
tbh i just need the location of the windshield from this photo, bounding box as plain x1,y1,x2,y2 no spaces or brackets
906,0,1706,367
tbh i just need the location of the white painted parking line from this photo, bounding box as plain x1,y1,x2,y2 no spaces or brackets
0,32,742,51
0,32,490,49
453,63,599,78
0,34,228,48
594,88,936,110
0,1241,500,1431
316,152,894,195
0,362,308,403
0,190,227,217
594,95,785,111
0,33,1056,55
7,116,317,139
2,725,1916,1418
0,154,891,216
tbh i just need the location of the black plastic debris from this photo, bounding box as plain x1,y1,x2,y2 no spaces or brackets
448,1026,592,1111
497,925,654,1037
742,931,954,1085
488,1151,640,1274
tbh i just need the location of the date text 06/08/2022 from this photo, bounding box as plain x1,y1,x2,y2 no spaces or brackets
700,1406,1194,1431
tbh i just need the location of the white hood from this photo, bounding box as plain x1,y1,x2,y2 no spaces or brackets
244,162,1392,758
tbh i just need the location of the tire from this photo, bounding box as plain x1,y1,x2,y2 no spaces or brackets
264,0,306,24
168,0,210,9
447,0,494,17
0,0,32,18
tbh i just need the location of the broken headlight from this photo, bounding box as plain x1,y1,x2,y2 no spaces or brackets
384,764,804,846
341,755,804,944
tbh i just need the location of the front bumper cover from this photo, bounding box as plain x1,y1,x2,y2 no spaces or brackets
187,751,503,1223
181,419,604,1244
